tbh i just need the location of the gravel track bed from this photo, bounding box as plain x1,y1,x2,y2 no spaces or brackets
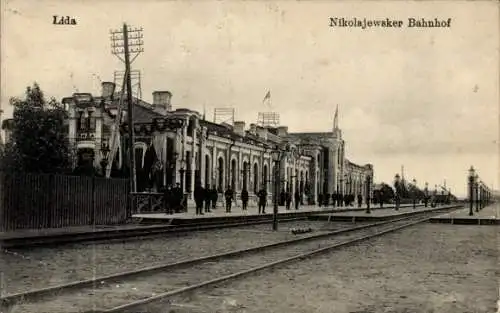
0,220,339,295
148,223,499,313
9,218,419,312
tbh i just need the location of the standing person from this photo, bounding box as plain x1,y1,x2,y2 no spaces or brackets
357,194,363,208
194,184,205,215
318,194,323,207
294,189,301,210
285,190,292,210
225,187,234,213
164,185,174,214
204,185,212,213
257,187,267,214
173,183,183,213
241,188,249,211
211,187,218,210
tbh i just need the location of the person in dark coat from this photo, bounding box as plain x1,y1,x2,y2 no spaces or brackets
318,194,323,207
257,187,267,214
211,188,218,209
285,190,292,210
225,187,234,213
173,183,183,213
241,188,249,211
357,194,363,208
294,189,300,210
194,184,205,215
164,185,174,214
204,185,212,213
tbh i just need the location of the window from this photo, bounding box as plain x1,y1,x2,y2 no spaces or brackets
187,118,194,137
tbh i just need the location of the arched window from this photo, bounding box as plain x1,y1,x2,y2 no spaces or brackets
263,164,268,192
253,163,259,193
300,171,304,193
231,159,237,190
185,151,192,192
204,155,210,188
135,147,145,169
187,118,195,137
242,161,248,191
217,157,224,191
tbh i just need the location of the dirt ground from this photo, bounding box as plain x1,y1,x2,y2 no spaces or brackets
0,220,340,295
158,223,499,313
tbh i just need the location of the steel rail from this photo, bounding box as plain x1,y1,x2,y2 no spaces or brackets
1,205,459,309
101,214,438,313
1,216,308,249
3,204,423,249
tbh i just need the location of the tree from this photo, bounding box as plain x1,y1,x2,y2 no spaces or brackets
379,183,395,203
1,83,71,173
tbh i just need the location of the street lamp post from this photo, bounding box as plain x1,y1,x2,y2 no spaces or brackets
433,185,438,207
468,166,475,216
365,175,371,214
412,178,417,209
394,174,401,211
424,182,429,208
339,176,344,208
475,174,479,212
479,183,482,209
271,148,282,231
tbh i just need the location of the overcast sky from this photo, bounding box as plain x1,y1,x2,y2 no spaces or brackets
1,0,498,197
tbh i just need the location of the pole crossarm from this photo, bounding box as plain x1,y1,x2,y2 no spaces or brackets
110,25,144,64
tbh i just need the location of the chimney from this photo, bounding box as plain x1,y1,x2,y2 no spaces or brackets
277,126,288,137
249,123,257,135
152,91,172,111
233,121,246,137
101,82,116,99
256,126,268,140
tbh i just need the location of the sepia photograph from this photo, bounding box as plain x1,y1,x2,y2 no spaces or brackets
0,0,499,312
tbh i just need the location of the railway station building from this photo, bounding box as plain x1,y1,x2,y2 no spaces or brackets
2,82,374,205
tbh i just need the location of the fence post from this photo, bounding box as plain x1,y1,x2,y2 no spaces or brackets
91,175,96,227
48,174,54,228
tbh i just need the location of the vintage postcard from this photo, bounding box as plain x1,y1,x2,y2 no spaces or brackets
0,0,498,312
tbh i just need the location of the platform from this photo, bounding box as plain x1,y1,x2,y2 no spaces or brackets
132,203,420,226
429,203,499,225
308,204,463,222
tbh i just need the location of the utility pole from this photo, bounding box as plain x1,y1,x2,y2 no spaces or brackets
110,24,143,195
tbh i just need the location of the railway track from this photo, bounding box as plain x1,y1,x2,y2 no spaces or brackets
0,216,308,249
2,205,424,249
0,207,458,313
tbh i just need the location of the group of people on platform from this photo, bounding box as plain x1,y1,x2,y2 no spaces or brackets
160,183,187,214
193,184,272,215
189,184,311,215
317,193,365,208
160,184,451,215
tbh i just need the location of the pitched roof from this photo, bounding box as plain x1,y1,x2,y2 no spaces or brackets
97,96,164,123
199,120,275,148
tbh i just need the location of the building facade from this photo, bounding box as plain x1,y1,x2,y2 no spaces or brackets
2,81,374,204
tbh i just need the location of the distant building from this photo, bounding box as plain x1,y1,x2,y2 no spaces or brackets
2,81,374,204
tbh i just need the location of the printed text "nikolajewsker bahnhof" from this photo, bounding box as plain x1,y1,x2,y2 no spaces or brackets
329,17,452,29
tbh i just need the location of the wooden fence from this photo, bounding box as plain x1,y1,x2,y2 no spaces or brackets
0,172,129,231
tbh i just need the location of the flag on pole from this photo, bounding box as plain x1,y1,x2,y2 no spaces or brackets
262,90,271,104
